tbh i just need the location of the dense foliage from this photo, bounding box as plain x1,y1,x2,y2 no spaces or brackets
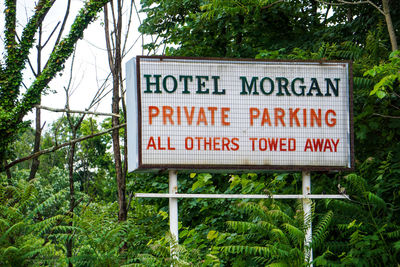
1,0,400,266
0,0,111,165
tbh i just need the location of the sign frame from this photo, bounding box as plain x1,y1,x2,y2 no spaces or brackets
127,56,354,172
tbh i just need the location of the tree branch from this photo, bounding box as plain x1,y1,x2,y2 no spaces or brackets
35,105,120,117
14,0,111,123
316,0,384,15
41,21,60,48
43,0,71,70
3,123,126,171
372,113,400,119
104,5,115,73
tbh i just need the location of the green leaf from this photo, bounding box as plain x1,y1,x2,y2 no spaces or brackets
207,230,219,240
376,90,386,99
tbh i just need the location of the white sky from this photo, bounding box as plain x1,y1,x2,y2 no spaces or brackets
0,0,149,127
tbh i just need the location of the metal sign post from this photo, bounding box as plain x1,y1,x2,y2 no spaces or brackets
169,170,179,260
302,171,313,266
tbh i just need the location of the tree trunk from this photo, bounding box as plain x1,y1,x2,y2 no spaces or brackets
104,2,127,222
112,100,127,221
2,159,12,184
29,24,43,181
66,130,76,267
29,106,41,180
382,0,398,51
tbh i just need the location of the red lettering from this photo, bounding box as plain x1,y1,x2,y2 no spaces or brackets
213,137,221,151
259,138,267,151
303,108,307,127
312,138,324,151
157,137,166,150
146,136,156,150
204,137,212,150
167,137,175,150
185,137,193,150
221,107,230,126
197,107,208,125
325,109,337,127
323,139,332,152
279,138,287,151
195,137,202,150
261,108,272,126
231,138,240,151
222,137,230,151
304,138,312,151
288,138,296,151
177,106,181,125
310,109,322,127
268,138,278,151
162,106,174,125
289,108,300,127
249,137,257,151
208,107,217,125
184,106,195,125
332,139,340,152
249,108,260,126
274,108,286,127
149,106,159,125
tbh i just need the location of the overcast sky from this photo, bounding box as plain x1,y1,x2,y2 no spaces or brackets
0,0,147,126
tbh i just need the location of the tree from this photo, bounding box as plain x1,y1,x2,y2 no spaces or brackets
139,0,399,57
0,0,111,171
104,0,137,222
318,0,398,51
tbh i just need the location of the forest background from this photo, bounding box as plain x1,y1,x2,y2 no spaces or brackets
0,0,399,266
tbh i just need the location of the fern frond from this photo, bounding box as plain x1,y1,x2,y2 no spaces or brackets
327,199,367,219
267,262,291,267
344,174,367,194
104,225,124,240
0,218,10,229
288,247,303,261
253,256,270,265
30,189,67,219
267,209,293,224
238,201,269,220
22,242,56,259
222,244,276,257
270,228,290,244
312,210,333,249
258,221,276,232
48,233,74,243
282,223,304,246
1,185,19,206
366,192,386,210
34,214,65,236
226,221,260,233
324,241,350,253
0,221,26,241
354,77,374,90
394,240,400,251
135,254,161,266
387,229,400,239
337,41,364,60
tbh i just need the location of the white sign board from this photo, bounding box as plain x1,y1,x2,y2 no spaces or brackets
126,56,353,172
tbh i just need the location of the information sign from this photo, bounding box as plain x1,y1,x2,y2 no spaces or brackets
126,56,353,171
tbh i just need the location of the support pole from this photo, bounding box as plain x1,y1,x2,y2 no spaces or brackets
302,171,313,266
169,170,179,260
